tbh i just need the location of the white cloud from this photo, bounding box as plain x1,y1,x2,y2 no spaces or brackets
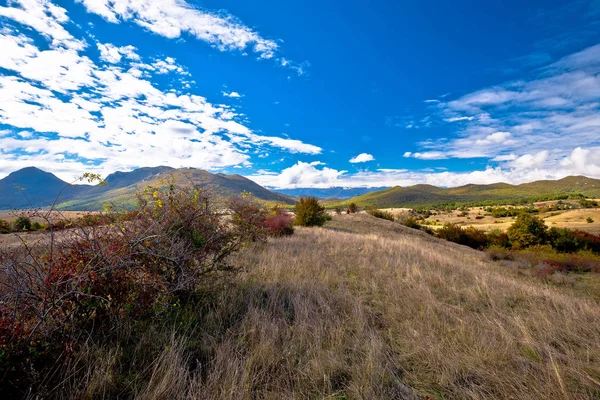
446,116,475,122
248,147,600,189
0,0,320,181
406,43,600,170
510,151,549,170
76,0,279,58
411,151,448,160
0,0,85,50
349,153,375,163
560,147,600,176
475,131,513,146
97,43,140,63
222,91,242,98
249,161,346,188
492,154,517,162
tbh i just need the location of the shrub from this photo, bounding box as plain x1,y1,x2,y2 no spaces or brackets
347,203,358,214
0,219,10,234
435,224,488,250
229,194,269,243
506,212,548,250
587,217,594,223
435,223,464,243
13,216,32,231
579,199,598,208
294,197,327,227
486,246,515,261
572,230,600,254
0,184,266,393
263,207,294,236
487,228,510,248
399,216,421,230
548,227,579,253
48,219,71,231
366,208,395,221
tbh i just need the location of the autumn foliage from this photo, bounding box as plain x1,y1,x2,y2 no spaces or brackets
0,185,279,395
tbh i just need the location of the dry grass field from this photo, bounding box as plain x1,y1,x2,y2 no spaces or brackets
411,207,600,234
54,213,600,399
0,210,94,225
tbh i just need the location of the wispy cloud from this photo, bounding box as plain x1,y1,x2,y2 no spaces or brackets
75,0,308,75
0,0,319,180
402,43,600,172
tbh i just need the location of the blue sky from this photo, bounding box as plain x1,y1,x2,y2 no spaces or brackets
0,0,599,188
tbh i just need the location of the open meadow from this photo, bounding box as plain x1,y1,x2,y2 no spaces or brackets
5,213,596,399
407,206,600,234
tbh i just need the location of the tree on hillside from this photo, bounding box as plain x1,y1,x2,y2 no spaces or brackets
294,197,327,227
507,212,548,249
347,203,358,214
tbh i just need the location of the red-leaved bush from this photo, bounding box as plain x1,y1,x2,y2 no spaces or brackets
0,184,272,394
263,210,294,236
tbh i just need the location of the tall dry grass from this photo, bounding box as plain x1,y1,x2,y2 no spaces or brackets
47,214,600,399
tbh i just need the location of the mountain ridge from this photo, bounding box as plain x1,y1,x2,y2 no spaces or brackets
345,175,600,208
0,167,294,210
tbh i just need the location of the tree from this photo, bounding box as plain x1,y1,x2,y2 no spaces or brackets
294,197,327,227
506,212,548,249
14,216,31,231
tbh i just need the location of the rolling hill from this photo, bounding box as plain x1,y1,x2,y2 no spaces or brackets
0,167,294,211
275,186,389,199
346,176,600,208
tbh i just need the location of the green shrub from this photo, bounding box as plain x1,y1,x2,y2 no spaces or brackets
294,197,327,227
506,212,548,250
13,216,31,231
587,217,594,223
366,208,395,221
400,216,421,230
579,199,598,208
435,224,488,250
548,227,579,253
0,219,10,234
487,228,510,248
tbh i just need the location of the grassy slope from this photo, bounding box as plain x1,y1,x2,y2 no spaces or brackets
347,175,600,208
64,214,600,399
58,168,295,210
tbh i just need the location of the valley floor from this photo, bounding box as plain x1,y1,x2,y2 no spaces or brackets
25,214,600,399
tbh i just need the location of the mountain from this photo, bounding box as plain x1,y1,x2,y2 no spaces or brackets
346,176,600,208
61,168,295,210
0,167,88,210
0,167,294,211
274,186,389,200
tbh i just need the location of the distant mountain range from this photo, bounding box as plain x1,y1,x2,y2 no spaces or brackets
2,167,600,211
346,176,600,208
274,187,389,200
0,167,294,210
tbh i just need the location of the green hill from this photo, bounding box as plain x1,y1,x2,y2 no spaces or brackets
346,176,600,208
58,168,295,210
